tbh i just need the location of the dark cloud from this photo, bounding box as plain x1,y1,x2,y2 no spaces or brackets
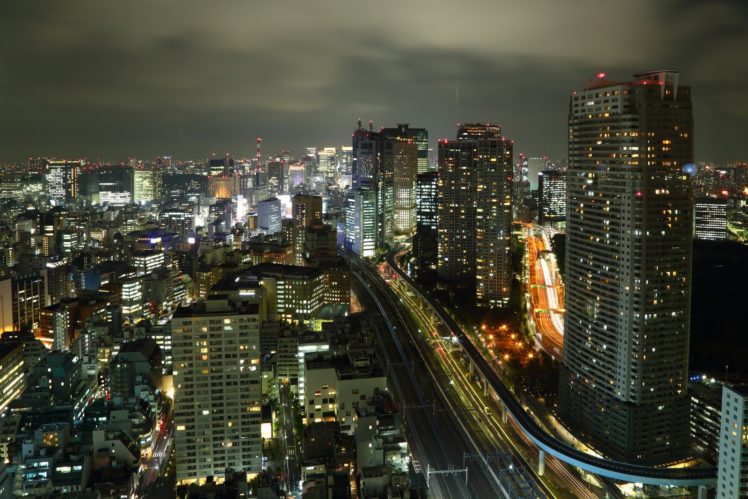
1,0,746,162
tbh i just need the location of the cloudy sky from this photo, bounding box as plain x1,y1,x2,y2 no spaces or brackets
1,0,746,163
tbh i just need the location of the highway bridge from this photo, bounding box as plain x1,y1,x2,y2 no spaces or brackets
383,250,717,493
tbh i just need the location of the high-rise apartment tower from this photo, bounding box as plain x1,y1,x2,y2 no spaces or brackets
560,70,694,464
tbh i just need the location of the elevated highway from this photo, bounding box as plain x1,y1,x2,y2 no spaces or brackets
384,250,717,491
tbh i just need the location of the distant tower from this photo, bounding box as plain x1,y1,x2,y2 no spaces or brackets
256,137,263,172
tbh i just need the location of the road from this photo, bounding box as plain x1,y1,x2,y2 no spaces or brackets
139,422,173,495
349,256,513,498
383,255,599,499
525,226,565,359
386,249,717,488
278,384,300,496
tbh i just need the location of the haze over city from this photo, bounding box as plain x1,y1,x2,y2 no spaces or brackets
2,0,748,161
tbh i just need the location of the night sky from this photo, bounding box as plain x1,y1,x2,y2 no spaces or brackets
2,0,747,163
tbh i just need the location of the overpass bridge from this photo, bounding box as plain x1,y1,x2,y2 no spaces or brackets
382,250,717,494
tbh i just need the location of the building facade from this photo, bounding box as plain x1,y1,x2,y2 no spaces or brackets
344,188,376,258
437,124,513,307
538,169,566,226
257,198,282,235
694,197,728,240
717,385,748,498
172,297,263,484
560,70,694,464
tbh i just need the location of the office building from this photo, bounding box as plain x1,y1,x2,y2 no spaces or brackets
46,160,81,205
0,343,25,413
344,187,376,258
171,296,262,484
415,172,438,269
13,272,46,333
716,385,748,498
689,379,723,462
292,195,323,265
390,140,418,236
538,169,566,226
560,70,694,464
160,209,193,241
133,168,160,203
257,197,282,235
437,124,513,307
242,263,349,323
382,123,429,174
352,122,420,249
694,197,727,240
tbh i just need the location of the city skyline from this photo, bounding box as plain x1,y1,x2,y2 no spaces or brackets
2,1,748,163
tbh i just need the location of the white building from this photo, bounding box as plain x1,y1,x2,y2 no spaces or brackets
694,197,728,241
132,250,165,277
171,296,262,484
304,352,386,434
717,385,748,498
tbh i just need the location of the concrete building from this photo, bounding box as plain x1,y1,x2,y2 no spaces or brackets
538,169,566,227
303,352,386,434
171,296,263,484
560,70,694,464
437,124,513,307
694,197,728,241
344,187,376,258
46,160,80,205
717,385,748,498
0,343,26,413
257,198,282,235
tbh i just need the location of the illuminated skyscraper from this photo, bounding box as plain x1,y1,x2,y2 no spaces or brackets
437,124,513,307
537,169,566,227
415,172,438,269
344,187,376,258
560,70,694,464
46,160,81,205
388,140,418,237
292,194,323,265
382,123,429,174
352,122,419,249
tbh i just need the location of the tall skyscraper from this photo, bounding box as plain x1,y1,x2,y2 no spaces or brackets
46,160,81,205
694,197,727,240
437,124,513,307
172,296,263,484
351,122,420,250
344,187,376,258
388,140,418,237
381,123,429,174
717,385,748,498
292,194,323,265
560,70,694,464
537,169,566,227
415,172,438,270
